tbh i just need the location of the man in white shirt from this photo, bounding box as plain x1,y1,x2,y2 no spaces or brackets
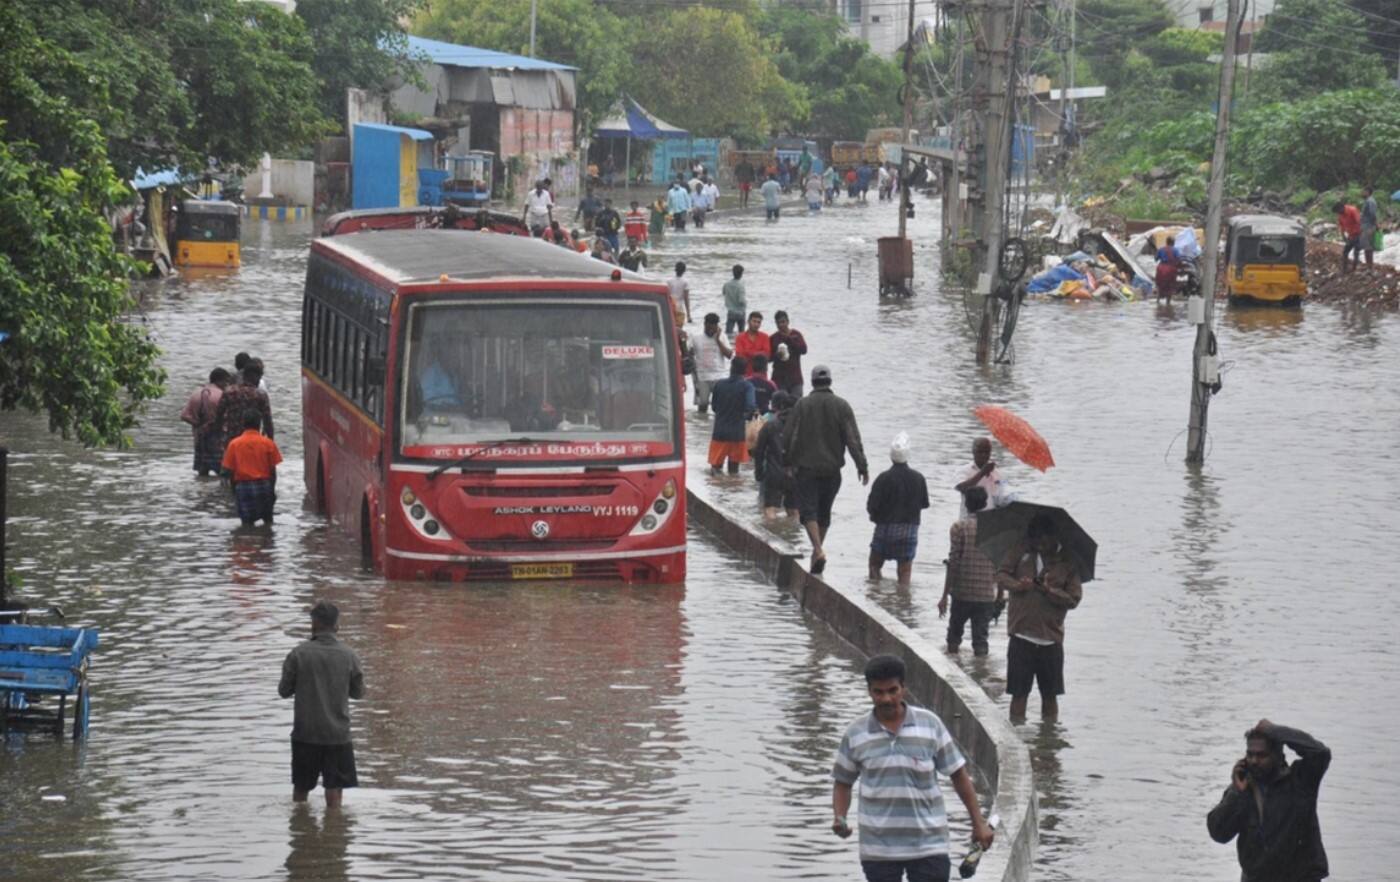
954,437,1013,514
666,261,692,325
702,178,720,214
692,312,733,414
521,181,554,235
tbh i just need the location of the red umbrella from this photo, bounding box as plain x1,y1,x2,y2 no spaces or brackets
973,405,1055,472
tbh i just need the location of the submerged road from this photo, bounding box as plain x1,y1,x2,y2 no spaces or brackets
0,220,891,881
661,192,1400,880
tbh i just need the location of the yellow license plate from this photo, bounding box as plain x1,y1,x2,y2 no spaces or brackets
510,563,574,580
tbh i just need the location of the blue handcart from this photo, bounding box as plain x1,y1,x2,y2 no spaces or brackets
0,619,99,739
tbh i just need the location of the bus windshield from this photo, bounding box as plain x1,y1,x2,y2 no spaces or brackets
399,299,676,459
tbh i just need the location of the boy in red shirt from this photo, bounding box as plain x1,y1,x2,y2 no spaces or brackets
221,411,284,526
734,311,771,376
624,200,648,243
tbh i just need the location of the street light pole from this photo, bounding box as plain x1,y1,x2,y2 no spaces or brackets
529,0,538,58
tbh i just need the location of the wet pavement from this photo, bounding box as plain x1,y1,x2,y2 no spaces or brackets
0,220,889,880
661,193,1400,880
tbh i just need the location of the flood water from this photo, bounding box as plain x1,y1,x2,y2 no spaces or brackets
663,195,1400,879
0,221,900,880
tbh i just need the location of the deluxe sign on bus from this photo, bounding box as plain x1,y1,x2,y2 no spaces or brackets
601,344,655,359
406,440,671,461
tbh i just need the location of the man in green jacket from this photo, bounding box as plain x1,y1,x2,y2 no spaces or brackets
782,365,868,574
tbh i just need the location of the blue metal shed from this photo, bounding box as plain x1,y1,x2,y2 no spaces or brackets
353,123,435,210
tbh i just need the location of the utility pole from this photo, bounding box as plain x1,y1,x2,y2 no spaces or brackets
897,0,917,241
1186,0,1242,464
529,0,538,57
973,0,1025,364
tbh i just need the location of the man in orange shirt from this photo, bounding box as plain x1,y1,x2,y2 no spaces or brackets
222,411,284,526
734,311,771,377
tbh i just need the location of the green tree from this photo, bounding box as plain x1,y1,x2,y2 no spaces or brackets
1253,0,1387,100
24,0,329,178
414,0,632,131
297,0,425,125
0,8,165,446
758,5,902,139
628,8,806,141
1075,0,1174,91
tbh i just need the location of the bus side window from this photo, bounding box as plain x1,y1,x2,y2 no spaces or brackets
330,312,343,390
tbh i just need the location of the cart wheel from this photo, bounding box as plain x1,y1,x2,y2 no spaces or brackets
74,685,90,740
55,692,67,738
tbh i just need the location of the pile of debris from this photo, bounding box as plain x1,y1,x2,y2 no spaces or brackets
1305,240,1400,308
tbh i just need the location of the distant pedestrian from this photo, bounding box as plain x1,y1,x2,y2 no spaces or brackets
649,196,668,241
667,261,692,325
624,199,648,243
703,177,720,218
522,180,554,236
747,354,778,414
589,236,616,265
769,310,808,397
1155,235,1180,304
831,654,995,881
856,163,873,201
761,174,783,221
822,165,839,205
668,180,692,231
617,236,648,272
690,174,709,228
709,357,755,475
734,311,770,375
866,433,929,586
953,437,1013,515
595,198,623,253
234,351,270,402
1333,199,1362,274
937,487,1000,656
546,220,571,248
1361,186,1380,269
735,158,755,209
783,365,868,575
221,410,283,526
278,600,365,808
693,313,733,414
180,367,232,476
805,173,824,212
723,265,748,336
754,391,798,521
1207,719,1331,882
995,512,1083,721
215,362,274,449
575,186,602,231
877,164,892,201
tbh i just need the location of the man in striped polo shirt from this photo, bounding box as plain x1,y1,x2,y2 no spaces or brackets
832,654,994,881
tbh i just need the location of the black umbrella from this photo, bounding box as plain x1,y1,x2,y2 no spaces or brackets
974,501,1097,583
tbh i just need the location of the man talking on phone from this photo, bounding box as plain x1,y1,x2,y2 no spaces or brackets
831,654,993,882
1207,719,1331,882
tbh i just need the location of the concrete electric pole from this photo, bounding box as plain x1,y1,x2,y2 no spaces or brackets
972,0,1025,364
1186,0,1242,463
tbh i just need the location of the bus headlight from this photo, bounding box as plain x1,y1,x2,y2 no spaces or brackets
401,488,452,541
629,480,680,536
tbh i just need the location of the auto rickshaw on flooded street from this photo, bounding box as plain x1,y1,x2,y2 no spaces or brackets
173,199,241,268
1225,214,1306,305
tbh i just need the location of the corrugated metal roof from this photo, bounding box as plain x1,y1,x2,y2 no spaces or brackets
406,35,577,72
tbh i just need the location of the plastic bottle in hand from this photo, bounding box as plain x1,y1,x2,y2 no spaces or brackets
958,812,999,878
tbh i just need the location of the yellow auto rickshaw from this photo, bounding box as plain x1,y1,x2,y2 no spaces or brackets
174,199,241,268
1225,214,1306,305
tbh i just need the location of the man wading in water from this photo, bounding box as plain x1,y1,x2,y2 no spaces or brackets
279,601,365,807
831,654,994,881
783,365,868,574
1208,719,1331,882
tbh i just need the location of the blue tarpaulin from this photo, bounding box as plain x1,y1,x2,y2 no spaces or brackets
594,97,688,140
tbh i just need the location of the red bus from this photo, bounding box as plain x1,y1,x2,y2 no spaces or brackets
300,229,686,583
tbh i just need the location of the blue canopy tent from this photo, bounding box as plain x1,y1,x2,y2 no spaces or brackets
593,97,689,190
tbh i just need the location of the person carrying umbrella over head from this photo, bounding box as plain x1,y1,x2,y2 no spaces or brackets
994,511,1082,722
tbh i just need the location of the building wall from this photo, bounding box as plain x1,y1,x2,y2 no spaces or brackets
269,159,315,206
499,108,578,199
353,126,405,209
1179,0,1276,27
838,0,939,59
